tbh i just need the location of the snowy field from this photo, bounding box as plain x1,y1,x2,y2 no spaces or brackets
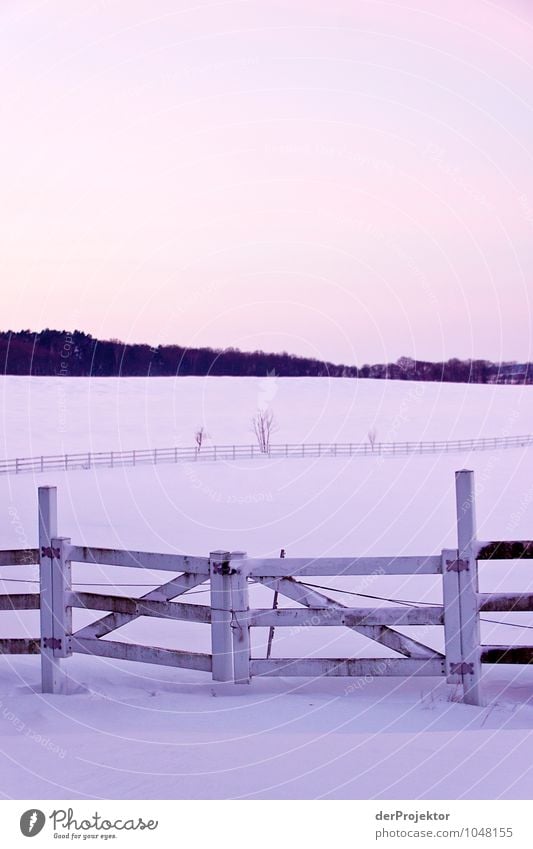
1,376,533,800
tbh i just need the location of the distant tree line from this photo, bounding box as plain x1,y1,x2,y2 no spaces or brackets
0,329,531,384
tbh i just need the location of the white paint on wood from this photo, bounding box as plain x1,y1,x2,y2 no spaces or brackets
455,470,483,705
51,537,72,659
38,486,67,693
68,545,209,574
14,471,522,696
229,552,250,684
249,605,444,627
72,637,212,672
248,555,441,577
2,435,533,478
210,551,233,682
442,548,461,683
250,658,446,678
254,577,442,660
73,573,208,639
69,591,211,624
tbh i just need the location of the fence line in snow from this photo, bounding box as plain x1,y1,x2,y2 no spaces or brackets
2,473,533,705
0,433,532,476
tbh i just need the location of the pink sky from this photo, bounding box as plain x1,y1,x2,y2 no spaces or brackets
2,0,533,364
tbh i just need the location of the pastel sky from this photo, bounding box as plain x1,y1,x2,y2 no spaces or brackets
2,0,533,365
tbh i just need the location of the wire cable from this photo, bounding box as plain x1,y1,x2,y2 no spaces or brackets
297,580,533,632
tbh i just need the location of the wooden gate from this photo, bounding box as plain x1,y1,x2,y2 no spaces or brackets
1,471,532,706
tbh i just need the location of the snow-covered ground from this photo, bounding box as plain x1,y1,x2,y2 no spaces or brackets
1,374,532,457
1,377,533,799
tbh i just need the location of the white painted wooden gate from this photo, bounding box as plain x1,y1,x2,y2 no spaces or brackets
1,470,532,706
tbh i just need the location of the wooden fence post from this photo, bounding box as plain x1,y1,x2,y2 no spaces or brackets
442,548,461,684
51,537,72,661
455,470,483,706
229,551,250,684
210,550,233,682
39,487,71,694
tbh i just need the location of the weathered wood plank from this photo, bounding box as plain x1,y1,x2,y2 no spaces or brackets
39,487,68,693
68,545,209,574
248,555,441,577
455,470,483,705
477,541,533,560
479,593,533,612
51,538,72,658
442,548,461,683
230,553,251,684
249,605,444,627
0,638,40,655
254,577,443,660
73,573,208,639
366,627,441,659
481,646,533,664
72,637,212,672
0,549,39,566
0,594,39,611
209,551,233,682
250,657,446,677
70,591,211,624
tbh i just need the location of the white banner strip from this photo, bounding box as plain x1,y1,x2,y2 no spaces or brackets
1,800,530,847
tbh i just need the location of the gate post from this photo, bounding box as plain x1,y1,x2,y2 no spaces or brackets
455,470,483,706
442,548,461,684
229,552,250,684
209,550,233,682
39,487,71,694
50,537,73,661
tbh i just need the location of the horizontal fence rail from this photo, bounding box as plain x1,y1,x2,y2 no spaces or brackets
0,549,39,566
0,433,532,476
250,658,447,678
71,637,213,673
249,606,445,627
0,638,40,655
2,476,533,705
248,555,442,576
67,545,210,575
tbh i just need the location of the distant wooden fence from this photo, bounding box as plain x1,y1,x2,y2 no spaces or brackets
0,433,532,476
1,471,532,705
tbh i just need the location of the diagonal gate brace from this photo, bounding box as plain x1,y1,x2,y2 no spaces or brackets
254,576,443,660
72,573,208,640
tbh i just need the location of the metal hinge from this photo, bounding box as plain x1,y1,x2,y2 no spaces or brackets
212,560,235,576
42,637,62,650
41,546,60,559
450,661,474,675
446,558,469,572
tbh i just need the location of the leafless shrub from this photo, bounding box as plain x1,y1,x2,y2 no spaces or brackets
195,426,207,452
368,427,378,451
251,408,278,453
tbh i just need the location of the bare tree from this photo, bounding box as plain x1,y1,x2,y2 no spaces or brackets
368,427,378,452
195,426,207,452
251,408,278,454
